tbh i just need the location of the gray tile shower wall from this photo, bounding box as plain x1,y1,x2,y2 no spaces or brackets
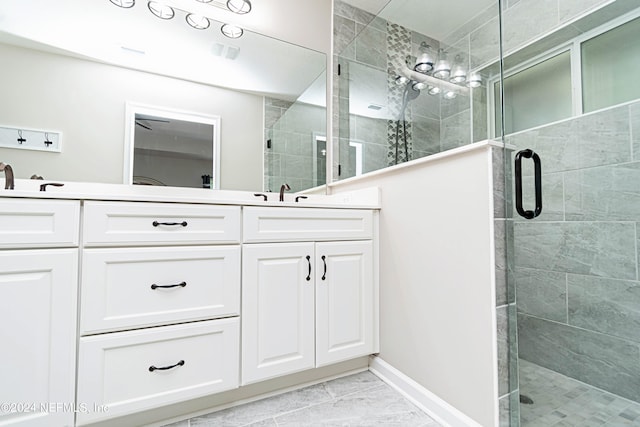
509,100,640,403
450,0,614,70
334,0,447,180
264,99,325,192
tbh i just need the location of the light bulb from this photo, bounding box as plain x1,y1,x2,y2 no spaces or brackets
427,86,441,95
433,49,451,79
395,76,409,86
109,0,135,8
221,24,243,38
412,81,427,91
148,1,174,19
467,72,482,88
186,14,210,29
414,44,435,74
227,0,252,14
444,91,458,99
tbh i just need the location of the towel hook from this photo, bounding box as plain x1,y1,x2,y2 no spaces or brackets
17,130,26,144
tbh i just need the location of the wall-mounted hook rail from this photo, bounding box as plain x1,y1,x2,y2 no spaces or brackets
0,125,62,152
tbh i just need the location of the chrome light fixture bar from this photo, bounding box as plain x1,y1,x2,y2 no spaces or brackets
393,45,482,100
108,0,249,38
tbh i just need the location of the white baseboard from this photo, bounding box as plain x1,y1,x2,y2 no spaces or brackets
368,356,482,427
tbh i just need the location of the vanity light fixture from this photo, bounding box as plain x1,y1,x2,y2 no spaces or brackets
221,23,243,38
186,13,210,29
109,0,253,35
227,0,252,14
109,0,135,7
394,46,481,100
148,1,175,19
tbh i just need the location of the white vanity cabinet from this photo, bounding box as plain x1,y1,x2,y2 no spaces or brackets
76,201,242,425
0,199,80,427
1,193,379,426
241,207,377,385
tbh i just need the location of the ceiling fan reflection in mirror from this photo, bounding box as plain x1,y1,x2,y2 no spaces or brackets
135,115,170,130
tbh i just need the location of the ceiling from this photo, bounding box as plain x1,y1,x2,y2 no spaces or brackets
0,0,326,101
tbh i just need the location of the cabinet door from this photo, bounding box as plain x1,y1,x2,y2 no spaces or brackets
316,241,374,366
0,250,78,427
241,243,315,385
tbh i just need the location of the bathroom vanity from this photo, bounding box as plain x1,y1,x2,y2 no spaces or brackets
0,182,379,426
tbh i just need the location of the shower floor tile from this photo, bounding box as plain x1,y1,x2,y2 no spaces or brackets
519,359,640,426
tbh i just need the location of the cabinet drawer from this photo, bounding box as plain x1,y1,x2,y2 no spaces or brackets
80,246,240,335
243,207,373,243
83,201,240,246
76,318,239,424
0,198,79,248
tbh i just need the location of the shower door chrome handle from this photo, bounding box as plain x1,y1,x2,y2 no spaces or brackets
514,149,542,220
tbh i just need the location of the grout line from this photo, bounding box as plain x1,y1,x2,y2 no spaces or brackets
630,104,634,160
565,272,569,324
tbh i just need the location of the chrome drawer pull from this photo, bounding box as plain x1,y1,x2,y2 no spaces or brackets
152,221,188,227
150,281,187,290
148,360,185,372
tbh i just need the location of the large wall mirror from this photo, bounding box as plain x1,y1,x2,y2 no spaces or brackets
0,0,327,193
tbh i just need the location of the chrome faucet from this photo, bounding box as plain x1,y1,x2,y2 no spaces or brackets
279,183,290,202
0,162,14,190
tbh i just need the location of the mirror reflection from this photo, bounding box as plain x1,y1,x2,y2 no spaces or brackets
127,104,220,189
0,0,327,192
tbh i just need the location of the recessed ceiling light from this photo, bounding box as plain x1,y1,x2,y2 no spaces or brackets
227,0,251,14
221,24,243,38
147,1,174,19
109,0,135,7
186,14,210,29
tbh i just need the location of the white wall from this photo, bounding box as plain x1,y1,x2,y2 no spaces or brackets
0,43,264,190
327,144,499,426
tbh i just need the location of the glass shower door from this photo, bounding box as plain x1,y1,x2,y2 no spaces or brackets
502,1,640,425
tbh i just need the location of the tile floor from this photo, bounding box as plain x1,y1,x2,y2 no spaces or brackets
162,370,442,426
519,359,640,426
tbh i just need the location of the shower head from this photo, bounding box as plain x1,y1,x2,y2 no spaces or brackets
406,84,421,101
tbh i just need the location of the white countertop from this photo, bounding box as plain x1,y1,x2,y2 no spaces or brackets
0,179,381,209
